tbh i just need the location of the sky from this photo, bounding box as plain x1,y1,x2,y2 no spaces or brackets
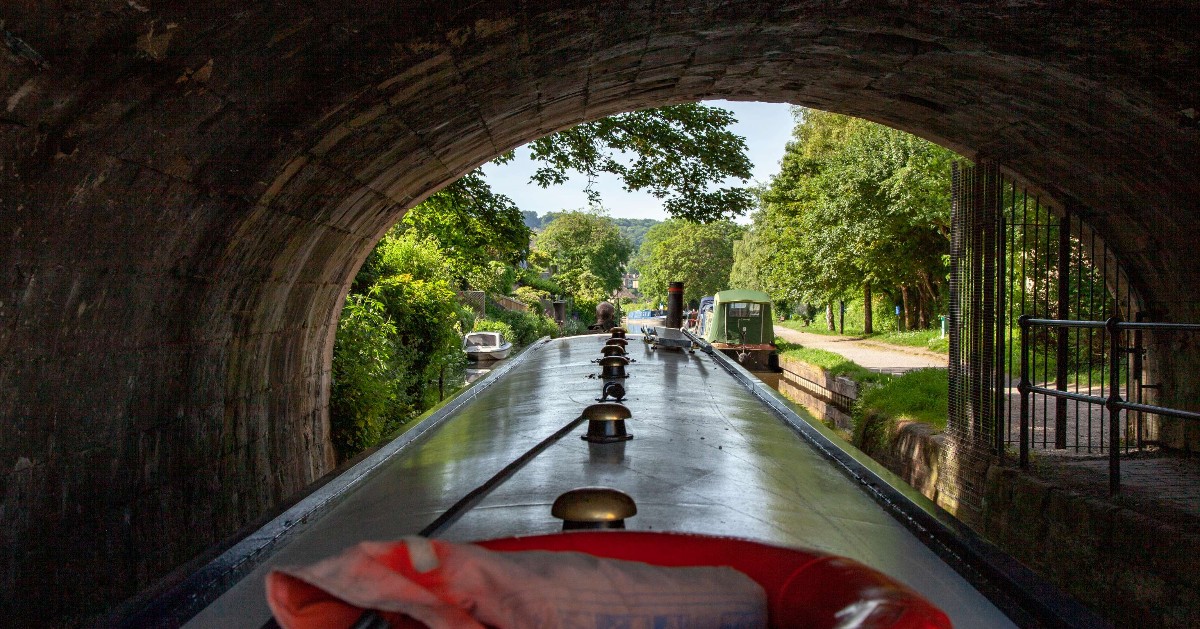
481,100,796,223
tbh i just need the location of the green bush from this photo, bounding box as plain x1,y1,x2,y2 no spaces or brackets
330,294,398,457
571,296,600,326
512,285,550,310
518,270,564,296
852,368,948,455
484,302,558,346
466,260,516,295
331,233,471,460
560,317,590,336
473,318,516,343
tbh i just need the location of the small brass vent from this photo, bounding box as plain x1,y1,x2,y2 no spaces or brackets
551,487,637,530
580,402,633,442
598,355,630,379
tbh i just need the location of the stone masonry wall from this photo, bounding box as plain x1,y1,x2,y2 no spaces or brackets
982,466,1200,628
776,356,858,430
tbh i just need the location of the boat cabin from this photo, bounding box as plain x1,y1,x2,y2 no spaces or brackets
702,289,775,346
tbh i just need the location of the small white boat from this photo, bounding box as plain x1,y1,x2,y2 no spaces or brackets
462,331,513,361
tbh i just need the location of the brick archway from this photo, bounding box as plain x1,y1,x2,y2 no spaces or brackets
1,2,1197,622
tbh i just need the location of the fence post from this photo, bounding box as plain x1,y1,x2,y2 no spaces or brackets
1019,315,1031,469
995,211,1007,458
1055,208,1071,449
1107,317,1122,494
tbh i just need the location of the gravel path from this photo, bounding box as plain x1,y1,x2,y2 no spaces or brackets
774,326,947,373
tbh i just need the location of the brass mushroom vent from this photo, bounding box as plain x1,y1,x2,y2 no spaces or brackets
600,345,626,358
609,327,627,339
580,402,633,443
598,355,629,380
551,487,637,530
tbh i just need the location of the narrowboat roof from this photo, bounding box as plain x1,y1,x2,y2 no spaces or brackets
143,334,1095,629
712,289,772,304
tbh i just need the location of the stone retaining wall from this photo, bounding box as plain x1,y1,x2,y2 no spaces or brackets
776,356,858,429
874,421,945,503
866,413,1200,627
981,466,1200,628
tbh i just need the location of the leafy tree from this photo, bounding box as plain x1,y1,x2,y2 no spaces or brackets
330,232,472,460
399,172,531,289
525,103,754,222
746,108,957,332
635,219,743,305
533,210,632,305
729,211,780,296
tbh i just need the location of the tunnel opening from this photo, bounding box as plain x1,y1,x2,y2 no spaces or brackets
1,2,1198,625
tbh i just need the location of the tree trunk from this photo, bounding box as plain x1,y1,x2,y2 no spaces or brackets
863,284,873,334
915,290,926,330
826,302,836,331
918,270,938,329
900,285,910,332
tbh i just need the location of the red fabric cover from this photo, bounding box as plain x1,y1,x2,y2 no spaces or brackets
266,531,952,629
478,532,952,629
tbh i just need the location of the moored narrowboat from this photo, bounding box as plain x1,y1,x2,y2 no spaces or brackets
118,331,1099,629
701,289,780,372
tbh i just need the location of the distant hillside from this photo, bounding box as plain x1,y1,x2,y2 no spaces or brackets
613,218,658,252
521,210,550,231
523,212,659,252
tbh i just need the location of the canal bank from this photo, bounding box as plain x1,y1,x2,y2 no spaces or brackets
763,340,1200,628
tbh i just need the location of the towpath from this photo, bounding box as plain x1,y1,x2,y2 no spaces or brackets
773,326,947,373
773,326,1200,524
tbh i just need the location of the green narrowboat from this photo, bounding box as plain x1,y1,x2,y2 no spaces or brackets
702,289,780,372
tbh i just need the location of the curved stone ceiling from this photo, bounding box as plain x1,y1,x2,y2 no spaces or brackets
0,1,1197,622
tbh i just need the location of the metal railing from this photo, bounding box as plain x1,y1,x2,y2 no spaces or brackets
1018,316,1200,494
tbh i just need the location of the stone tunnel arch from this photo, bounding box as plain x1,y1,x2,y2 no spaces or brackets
1,1,1198,623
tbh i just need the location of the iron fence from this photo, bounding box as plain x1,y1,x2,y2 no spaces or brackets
995,181,1145,457
1019,317,1200,493
946,160,1152,507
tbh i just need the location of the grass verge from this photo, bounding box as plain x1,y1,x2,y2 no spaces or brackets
775,340,891,385
852,368,948,454
870,329,950,353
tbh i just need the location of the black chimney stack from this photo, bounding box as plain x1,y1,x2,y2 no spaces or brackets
666,281,684,328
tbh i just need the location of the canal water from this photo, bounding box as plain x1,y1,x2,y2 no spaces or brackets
464,357,504,385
